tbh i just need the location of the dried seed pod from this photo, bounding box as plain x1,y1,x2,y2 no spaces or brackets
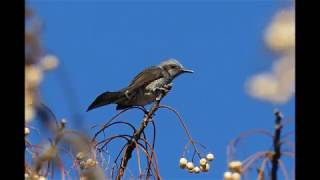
206,153,215,161
224,171,232,180
25,127,30,136
76,152,85,160
39,176,47,180
200,158,207,167
40,55,59,70
179,157,188,169
86,158,97,167
200,163,210,172
231,172,241,180
186,162,194,170
229,161,242,172
193,166,200,174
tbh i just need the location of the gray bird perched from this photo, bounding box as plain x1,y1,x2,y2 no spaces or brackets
87,59,193,111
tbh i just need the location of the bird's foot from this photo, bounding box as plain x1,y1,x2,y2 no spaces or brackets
143,112,155,118
155,84,172,101
164,83,173,90
155,87,168,93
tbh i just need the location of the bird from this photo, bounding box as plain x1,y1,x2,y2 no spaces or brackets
87,59,193,111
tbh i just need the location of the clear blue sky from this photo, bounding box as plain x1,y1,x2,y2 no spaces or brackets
28,0,295,179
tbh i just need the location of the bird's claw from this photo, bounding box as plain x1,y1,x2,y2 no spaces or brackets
155,83,173,94
164,83,173,90
154,83,173,100
156,87,169,93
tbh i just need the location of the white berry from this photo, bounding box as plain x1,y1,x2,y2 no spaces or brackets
179,157,188,169
224,171,232,180
200,163,210,172
231,172,241,180
206,153,215,161
193,166,200,173
200,158,207,167
186,162,194,170
229,161,242,172
25,127,30,136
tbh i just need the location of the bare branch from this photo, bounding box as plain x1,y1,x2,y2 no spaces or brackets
271,111,283,180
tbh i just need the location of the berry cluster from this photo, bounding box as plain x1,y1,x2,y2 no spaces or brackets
179,153,214,174
224,161,242,180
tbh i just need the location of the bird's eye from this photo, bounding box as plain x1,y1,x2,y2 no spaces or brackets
170,65,177,69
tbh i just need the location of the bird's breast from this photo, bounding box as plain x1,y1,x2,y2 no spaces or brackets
145,78,168,91
132,78,168,106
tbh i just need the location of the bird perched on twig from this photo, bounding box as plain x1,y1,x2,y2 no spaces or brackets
87,59,193,111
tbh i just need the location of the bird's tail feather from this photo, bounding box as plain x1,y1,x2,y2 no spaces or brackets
87,91,123,111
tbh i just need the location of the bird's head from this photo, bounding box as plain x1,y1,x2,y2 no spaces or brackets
159,59,193,79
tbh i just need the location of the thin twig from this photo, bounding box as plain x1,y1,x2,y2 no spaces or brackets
135,142,142,177
281,151,295,158
96,134,131,151
257,157,269,180
278,159,289,180
241,151,269,173
136,142,159,179
227,129,273,162
182,139,207,157
139,136,160,173
146,120,156,179
114,144,129,165
158,105,201,159
92,106,146,142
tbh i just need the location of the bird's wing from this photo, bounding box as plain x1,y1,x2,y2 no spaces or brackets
125,66,163,93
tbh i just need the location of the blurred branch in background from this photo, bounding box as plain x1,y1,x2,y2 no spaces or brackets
224,110,295,180
55,61,87,132
233,3,296,180
25,6,105,180
25,2,86,131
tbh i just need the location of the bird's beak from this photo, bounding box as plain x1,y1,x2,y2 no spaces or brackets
181,68,194,73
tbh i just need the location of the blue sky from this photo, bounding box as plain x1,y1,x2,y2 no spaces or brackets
28,0,295,179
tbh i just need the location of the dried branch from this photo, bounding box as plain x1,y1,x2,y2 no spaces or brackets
227,129,273,162
146,120,156,179
115,91,166,180
92,106,146,142
225,110,294,180
257,157,269,180
271,111,283,180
